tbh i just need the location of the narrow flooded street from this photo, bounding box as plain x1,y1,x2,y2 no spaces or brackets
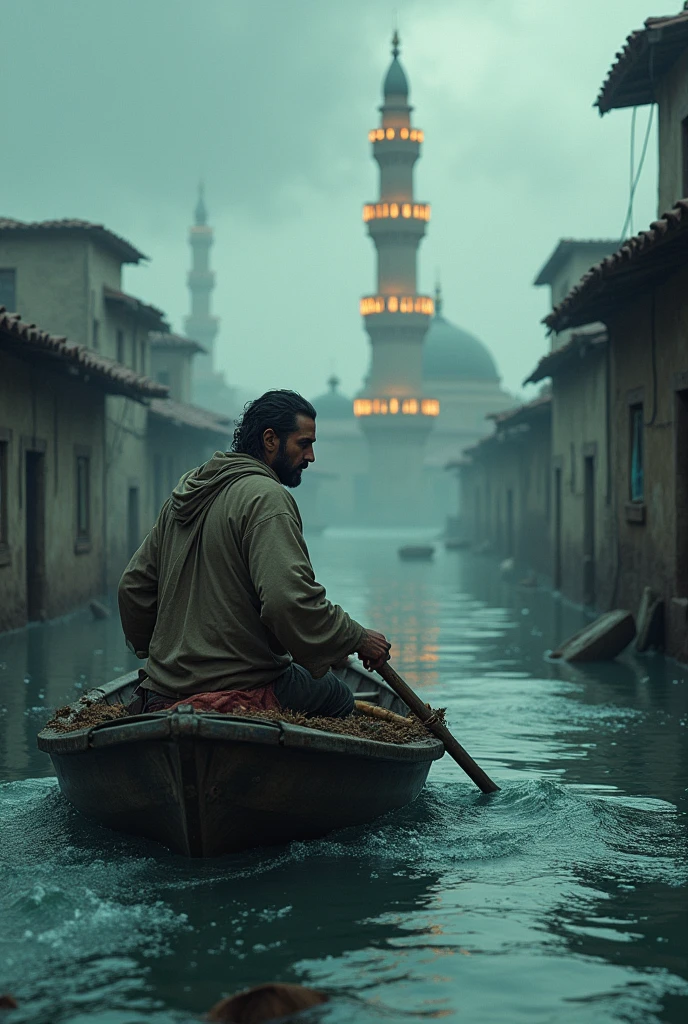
1,532,686,1023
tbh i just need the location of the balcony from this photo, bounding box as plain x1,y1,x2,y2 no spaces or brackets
354,397,440,417
362,202,430,224
360,294,435,316
368,127,424,143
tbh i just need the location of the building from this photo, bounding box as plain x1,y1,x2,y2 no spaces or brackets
186,186,238,419
522,239,619,606
458,396,552,576
0,218,171,582
148,331,233,514
355,33,438,525
0,309,166,631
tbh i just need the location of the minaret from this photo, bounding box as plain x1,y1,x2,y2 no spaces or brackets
355,34,438,524
185,183,219,383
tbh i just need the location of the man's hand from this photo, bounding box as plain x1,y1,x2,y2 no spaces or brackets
356,629,391,672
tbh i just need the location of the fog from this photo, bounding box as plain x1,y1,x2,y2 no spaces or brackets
2,0,660,401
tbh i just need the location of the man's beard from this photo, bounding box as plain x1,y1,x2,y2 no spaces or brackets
272,443,308,488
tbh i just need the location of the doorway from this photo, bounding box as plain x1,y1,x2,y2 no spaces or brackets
554,467,562,590
675,390,688,595
583,456,595,605
25,450,46,621
127,486,140,557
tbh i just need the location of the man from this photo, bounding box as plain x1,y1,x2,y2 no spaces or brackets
119,390,391,717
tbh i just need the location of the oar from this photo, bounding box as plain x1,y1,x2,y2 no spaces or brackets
377,662,500,794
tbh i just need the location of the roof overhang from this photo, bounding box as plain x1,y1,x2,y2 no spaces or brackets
534,239,619,286
103,286,167,329
596,11,688,114
524,329,607,385
0,218,146,263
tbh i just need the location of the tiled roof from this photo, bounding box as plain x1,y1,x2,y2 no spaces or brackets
533,239,619,286
0,218,146,263
103,286,167,328
149,398,232,435
148,331,207,355
524,328,607,385
546,200,688,333
0,308,169,401
596,10,688,114
487,394,552,427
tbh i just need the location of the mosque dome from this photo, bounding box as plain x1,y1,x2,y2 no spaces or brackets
423,288,499,382
312,376,354,419
383,31,408,98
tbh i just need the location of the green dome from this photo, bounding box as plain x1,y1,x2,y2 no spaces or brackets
423,310,499,382
312,376,354,419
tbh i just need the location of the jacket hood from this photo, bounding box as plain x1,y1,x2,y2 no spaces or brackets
170,452,279,525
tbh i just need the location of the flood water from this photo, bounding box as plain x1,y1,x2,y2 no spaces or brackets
0,532,686,1023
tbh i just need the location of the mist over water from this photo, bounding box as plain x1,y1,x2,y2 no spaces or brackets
1,533,686,1023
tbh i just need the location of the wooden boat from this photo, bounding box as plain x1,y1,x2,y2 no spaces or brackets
550,609,636,663
398,544,434,561
37,662,444,858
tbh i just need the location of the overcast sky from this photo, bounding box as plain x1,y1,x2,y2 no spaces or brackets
2,0,664,403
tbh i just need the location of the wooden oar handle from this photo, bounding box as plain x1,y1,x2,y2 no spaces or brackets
378,663,499,794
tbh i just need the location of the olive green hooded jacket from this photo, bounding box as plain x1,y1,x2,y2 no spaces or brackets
118,453,363,697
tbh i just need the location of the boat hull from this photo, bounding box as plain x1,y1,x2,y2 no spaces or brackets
39,666,444,857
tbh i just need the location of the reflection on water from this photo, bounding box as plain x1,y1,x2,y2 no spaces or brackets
0,532,686,1023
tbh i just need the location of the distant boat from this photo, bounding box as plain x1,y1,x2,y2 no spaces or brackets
398,545,434,561
444,539,470,551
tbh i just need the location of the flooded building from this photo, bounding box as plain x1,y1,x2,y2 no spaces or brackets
0,309,165,631
538,5,688,658
459,395,552,576
524,239,618,606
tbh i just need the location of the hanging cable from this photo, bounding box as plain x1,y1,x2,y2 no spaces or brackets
619,104,654,240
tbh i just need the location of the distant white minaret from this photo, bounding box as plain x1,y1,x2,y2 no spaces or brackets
185,183,219,383
356,33,438,524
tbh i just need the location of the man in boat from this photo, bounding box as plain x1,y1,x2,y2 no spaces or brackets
118,390,391,717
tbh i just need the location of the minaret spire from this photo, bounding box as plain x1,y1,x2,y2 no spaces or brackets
185,184,219,385
194,181,207,226
434,277,443,317
391,29,400,58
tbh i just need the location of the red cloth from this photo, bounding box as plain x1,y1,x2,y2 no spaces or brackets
165,683,281,715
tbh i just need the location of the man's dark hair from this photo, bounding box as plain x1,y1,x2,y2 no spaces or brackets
231,390,317,459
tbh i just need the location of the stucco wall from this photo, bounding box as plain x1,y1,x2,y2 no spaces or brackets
607,264,688,660
657,46,688,215
551,349,615,608
0,350,106,631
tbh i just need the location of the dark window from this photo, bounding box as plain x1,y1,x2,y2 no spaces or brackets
630,405,644,502
76,455,90,539
132,335,138,373
92,318,100,350
116,330,125,364
682,116,688,198
0,440,8,544
139,340,146,375
0,269,16,311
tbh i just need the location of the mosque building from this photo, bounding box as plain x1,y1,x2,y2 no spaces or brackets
302,35,513,531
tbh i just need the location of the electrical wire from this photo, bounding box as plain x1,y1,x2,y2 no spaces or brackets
620,104,654,241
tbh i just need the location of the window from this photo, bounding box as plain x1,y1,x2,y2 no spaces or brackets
682,116,688,198
76,453,90,543
630,405,644,502
116,330,125,364
0,439,8,546
132,335,138,373
0,269,16,311
139,340,146,375
92,318,100,351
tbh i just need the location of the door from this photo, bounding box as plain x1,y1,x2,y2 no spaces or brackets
25,451,46,621
127,486,140,557
583,456,595,605
554,467,562,591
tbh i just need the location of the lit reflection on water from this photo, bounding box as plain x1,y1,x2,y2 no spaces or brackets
0,532,686,1023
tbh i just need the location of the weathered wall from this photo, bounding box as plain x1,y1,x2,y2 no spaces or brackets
551,349,615,608
461,414,552,577
0,350,106,631
146,421,223,522
150,349,191,404
657,46,688,216
607,264,688,660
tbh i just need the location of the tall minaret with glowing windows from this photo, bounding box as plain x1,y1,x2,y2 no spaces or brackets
355,33,438,523
185,183,219,385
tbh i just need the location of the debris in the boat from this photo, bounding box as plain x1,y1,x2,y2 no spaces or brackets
45,700,128,732
44,696,441,744
207,982,328,1022
550,609,636,663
